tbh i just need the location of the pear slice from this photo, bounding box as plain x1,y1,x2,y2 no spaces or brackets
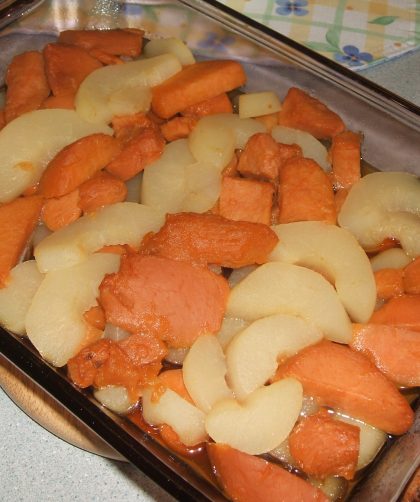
142,387,207,446
238,91,281,118
93,386,134,415
183,334,233,413
0,109,112,203
226,314,322,400
338,171,420,258
205,378,303,455
0,260,43,335
370,248,412,272
188,114,266,171
75,54,182,124
269,222,376,323
34,202,164,273
227,262,352,343
25,253,120,367
144,38,195,65
271,125,330,171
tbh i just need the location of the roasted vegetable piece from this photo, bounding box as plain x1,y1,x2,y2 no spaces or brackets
369,294,420,332
288,409,360,480
58,28,144,57
237,132,283,181
181,92,233,118
78,171,127,214
41,189,82,231
0,195,44,287
403,257,420,294
274,340,414,435
374,268,404,300
139,212,279,268
278,157,336,224
5,51,50,123
208,443,328,502
351,323,420,387
99,254,229,348
329,130,361,190
278,87,345,139
151,60,246,119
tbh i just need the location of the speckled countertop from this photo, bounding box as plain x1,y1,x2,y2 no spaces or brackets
1,41,419,502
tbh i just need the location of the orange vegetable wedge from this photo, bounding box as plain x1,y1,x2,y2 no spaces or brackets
278,157,336,224
403,257,420,295
329,130,361,190
369,294,420,332
180,92,233,118
41,189,82,231
160,116,197,141
111,112,158,143
83,305,106,331
274,340,414,435
374,268,404,300
207,443,328,502
218,176,274,225
39,133,120,198
78,171,127,214
0,195,44,287
278,87,345,140
351,323,420,387
151,60,246,119
288,409,360,480
58,28,144,57
4,51,50,123
139,212,279,268
99,254,229,348
237,132,283,181
43,43,102,98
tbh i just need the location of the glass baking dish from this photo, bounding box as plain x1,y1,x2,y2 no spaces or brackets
0,1,419,500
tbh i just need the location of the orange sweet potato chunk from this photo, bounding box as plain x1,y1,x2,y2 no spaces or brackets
43,43,102,98
208,443,328,502
374,268,404,300
237,133,282,181
99,254,229,348
58,29,144,57
351,323,420,387
78,171,127,214
288,410,360,480
0,195,44,287
180,92,233,118
39,133,120,198
105,127,165,181
218,176,274,225
329,130,361,190
139,212,278,268
41,94,75,110
111,112,158,143
369,294,420,332
41,189,82,231
403,257,420,295
278,157,336,224
278,87,345,140
4,51,50,123
151,60,246,119
274,340,414,435
160,116,197,141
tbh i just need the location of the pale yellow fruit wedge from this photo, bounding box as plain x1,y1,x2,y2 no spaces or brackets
25,253,120,367
142,387,207,446
216,316,249,350
188,114,265,171
370,248,412,272
270,222,376,323
338,172,420,258
183,334,233,413
238,91,281,118
34,202,164,273
226,314,322,400
75,54,182,124
271,125,330,171
336,413,387,470
144,38,195,65
0,109,112,203
93,386,134,415
0,260,43,335
227,262,352,343
205,378,303,455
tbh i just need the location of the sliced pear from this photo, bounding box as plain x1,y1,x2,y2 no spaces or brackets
94,385,134,415
216,316,249,350
144,38,195,65
370,248,412,272
238,91,281,118
142,386,207,446
269,222,376,323
205,378,303,455
0,260,43,335
34,202,164,273
183,334,233,413
141,139,192,212
75,54,182,124
336,413,387,470
0,109,112,203
227,262,352,343
338,172,420,258
182,161,222,213
25,253,120,367
226,314,322,400
271,125,330,171
188,114,266,171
